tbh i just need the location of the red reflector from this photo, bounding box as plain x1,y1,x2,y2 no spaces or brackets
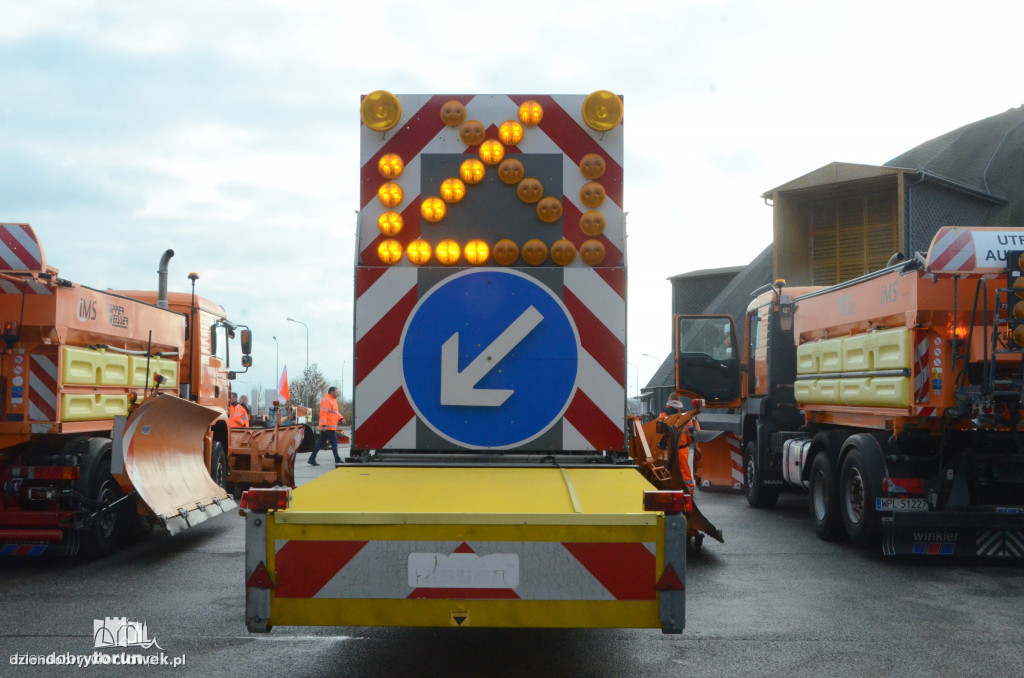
246,561,275,589
643,490,692,514
23,466,80,481
240,487,291,511
656,564,685,591
883,477,926,495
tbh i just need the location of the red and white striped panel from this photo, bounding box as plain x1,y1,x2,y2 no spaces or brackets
353,266,625,451
28,353,58,425
0,224,46,272
913,331,931,403
914,407,941,417
272,539,655,601
925,227,1024,279
727,433,743,490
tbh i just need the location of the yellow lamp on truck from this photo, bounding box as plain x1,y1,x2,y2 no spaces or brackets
378,211,403,236
421,197,447,223
378,182,403,208
377,239,403,265
498,158,525,185
522,239,548,266
361,91,402,132
465,240,490,265
579,153,606,179
436,239,461,265
479,139,505,165
378,153,404,179
580,239,606,266
550,239,577,266
493,239,519,266
440,100,467,127
580,210,606,236
499,120,524,145
537,197,563,223
440,178,466,203
580,181,606,208
460,159,486,185
407,239,432,265
518,100,544,126
582,90,623,132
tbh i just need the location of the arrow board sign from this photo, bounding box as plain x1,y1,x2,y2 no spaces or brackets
401,269,580,449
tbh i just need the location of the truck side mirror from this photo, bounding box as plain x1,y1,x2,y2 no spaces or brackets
242,355,253,368
228,371,236,380
240,328,252,355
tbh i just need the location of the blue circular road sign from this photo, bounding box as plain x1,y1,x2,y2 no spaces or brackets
401,269,580,448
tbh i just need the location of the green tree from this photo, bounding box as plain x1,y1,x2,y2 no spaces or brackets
290,363,329,413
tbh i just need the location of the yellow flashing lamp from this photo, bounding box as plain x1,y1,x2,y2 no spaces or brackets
517,177,544,204
436,239,461,265
582,90,623,132
361,91,403,132
580,210,606,236
537,197,563,223
522,239,548,266
440,100,467,127
498,158,525,185
518,100,544,127
460,120,486,146
421,197,447,223
479,139,505,165
464,239,490,265
499,120,524,145
377,239,403,265
1014,324,1024,347
378,153,404,179
550,239,577,266
378,211,403,236
460,159,486,185
1014,276,1024,300
580,181,606,208
1013,301,1024,320
407,239,432,265
493,239,519,266
579,153,606,179
580,239,606,266
378,182,403,208
440,178,466,203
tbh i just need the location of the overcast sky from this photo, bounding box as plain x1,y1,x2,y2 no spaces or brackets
2,0,1022,402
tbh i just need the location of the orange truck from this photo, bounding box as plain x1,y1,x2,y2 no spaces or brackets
0,224,313,557
678,226,1024,558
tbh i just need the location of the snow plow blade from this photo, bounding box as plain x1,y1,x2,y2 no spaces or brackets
114,395,236,535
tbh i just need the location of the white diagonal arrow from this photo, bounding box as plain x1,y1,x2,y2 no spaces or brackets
440,305,543,407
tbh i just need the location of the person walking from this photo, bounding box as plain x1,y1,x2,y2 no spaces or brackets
310,386,345,466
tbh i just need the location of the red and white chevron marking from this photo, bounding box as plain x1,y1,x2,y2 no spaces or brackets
28,354,58,423
926,227,976,274
353,267,625,451
358,94,624,268
0,224,45,272
914,407,941,417
271,539,656,601
727,433,743,490
913,332,930,403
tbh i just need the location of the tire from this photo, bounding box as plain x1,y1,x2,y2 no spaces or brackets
80,464,128,558
840,440,883,547
210,441,228,491
744,442,779,508
809,453,844,541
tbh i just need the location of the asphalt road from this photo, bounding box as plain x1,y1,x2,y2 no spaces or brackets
3,445,1023,678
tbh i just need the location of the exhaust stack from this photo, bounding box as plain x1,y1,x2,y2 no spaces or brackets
158,249,174,309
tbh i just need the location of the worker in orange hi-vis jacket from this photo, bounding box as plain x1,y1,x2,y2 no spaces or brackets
658,399,696,493
310,387,346,467
228,392,249,428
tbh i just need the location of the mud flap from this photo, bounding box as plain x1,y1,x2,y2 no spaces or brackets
882,511,1024,559
113,395,237,535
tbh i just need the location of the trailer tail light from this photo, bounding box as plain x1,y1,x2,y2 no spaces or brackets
10,466,80,481
883,477,926,495
643,490,692,514
240,486,291,511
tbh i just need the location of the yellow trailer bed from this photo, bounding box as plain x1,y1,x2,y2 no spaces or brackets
245,466,686,633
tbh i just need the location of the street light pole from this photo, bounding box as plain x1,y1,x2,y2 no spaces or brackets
272,335,278,386
286,317,309,408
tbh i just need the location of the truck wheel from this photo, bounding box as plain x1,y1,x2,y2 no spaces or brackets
840,442,883,547
809,453,843,541
210,442,228,490
744,442,779,509
81,467,127,558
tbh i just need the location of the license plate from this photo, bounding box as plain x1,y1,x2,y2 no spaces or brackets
876,497,929,512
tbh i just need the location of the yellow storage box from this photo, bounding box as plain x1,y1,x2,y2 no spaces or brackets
61,347,129,386
129,356,178,388
60,393,129,421
843,327,911,372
